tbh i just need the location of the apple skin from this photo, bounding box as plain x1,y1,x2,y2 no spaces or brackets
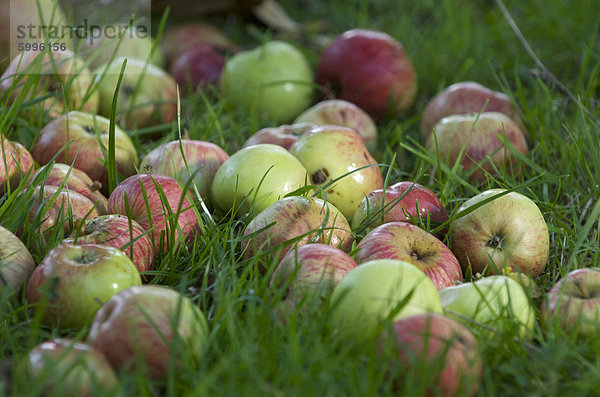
140,139,229,203
420,81,526,142
211,144,308,218
317,29,417,118
243,123,316,150
270,243,357,308
242,196,353,266
329,259,443,338
382,313,482,397
289,125,383,219
425,112,528,183
107,173,200,255
0,135,34,195
451,189,549,278
220,40,314,124
170,43,235,92
63,214,154,274
0,49,98,117
16,338,118,397
26,243,142,329
294,99,378,151
31,111,139,194
28,163,108,214
439,275,535,339
94,57,178,129
542,268,600,336
354,222,462,290
352,181,448,230
86,285,210,380
0,225,35,293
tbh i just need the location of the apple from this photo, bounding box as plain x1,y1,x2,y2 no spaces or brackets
271,243,357,309
0,225,35,293
140,139,229,203
293,99,378,151
86,285,210,379
0,49,98,117
211,144,308,218
31,111,139,193
420,81,526,142
63,214,154,274
316,29,417,118
170,43,235,93
15,338,118,396
28,163,108,214
26,243,142,329
354,222,462,290
352,181,448,231
107,173,199,255
0,134,34,196
94,57,178,129
542,268,600,336
451,189,549,278
426,112,528,183
242,196,353,265
381,313,482,397
220,40,314,124
439,275,535,339
289,125,383,219
243,123,315,150
329,259,443,338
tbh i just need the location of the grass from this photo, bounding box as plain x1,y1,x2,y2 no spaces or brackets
1,0,600,395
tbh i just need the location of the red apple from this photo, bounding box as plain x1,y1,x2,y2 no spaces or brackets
63,214,154,274
382,313,482,396
0,134,34,195
243,123,316,150
317,29,417,118
421,81,526,141
170,43,236,92
0,225,35,293
107,173,199,255
354,221,462,290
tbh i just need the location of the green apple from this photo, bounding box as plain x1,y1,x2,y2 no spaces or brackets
439,275,535,339
211,144,308,217
220,40,314,123
329,259,443,338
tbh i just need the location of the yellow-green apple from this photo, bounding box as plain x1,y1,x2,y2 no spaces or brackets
381,313,482,397
211,144,308,218
317,29,417,118
26,243,142,329
354,222,462,290
28,163,108,214
15,338,118,397
220,40,314,123
0,134,34,195
107,173,199,255
352,181,448,231
289,125,383,219
451,189,549,277
242,196,353,267
0,49,98,117
294,99,378,151
439,275,535,338
270,243,357,309
31,111,138,194
243,123,315,150
329,259,442,338
94,57,177,129
63,214,154,274
425,112,528,183
170,43,236,93
420,81,526,142
542,268,600,336
140,139,229,203
0,225,35,293
86,285,209,379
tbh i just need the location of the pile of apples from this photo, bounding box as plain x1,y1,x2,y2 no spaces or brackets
0,2,597,395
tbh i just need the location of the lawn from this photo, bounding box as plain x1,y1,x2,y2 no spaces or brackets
1,0,600,395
